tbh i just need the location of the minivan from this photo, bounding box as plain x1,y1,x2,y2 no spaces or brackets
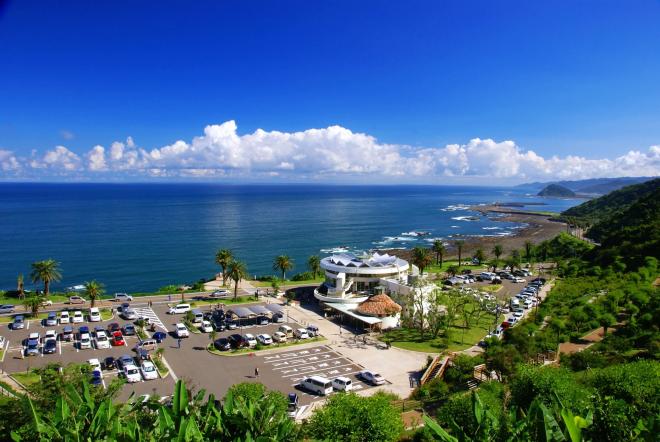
301,376,333,396
332,376,352,391
278,325,293,337
191,309,204,324
168,304,191,315
89,307,101,322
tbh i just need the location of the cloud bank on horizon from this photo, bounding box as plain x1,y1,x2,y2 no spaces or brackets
1,121,658,183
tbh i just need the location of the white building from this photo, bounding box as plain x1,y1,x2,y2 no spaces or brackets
314,252,411,304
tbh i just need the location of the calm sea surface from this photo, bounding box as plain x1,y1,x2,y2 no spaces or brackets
0,183,581,292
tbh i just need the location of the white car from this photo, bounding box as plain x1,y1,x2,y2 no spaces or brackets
294,328,309,339
257,334,272,345
94,330,110,349
359,370,386,385
44,330,57,342
88,358,102,372
123,364,142,383
60,311,70,324
175,323,189,338
244,333,257,348
72,311,84,323
513,311,524,319
332,376,353,391
272,331,287,343
140,361,158,380
79,333,92,349
513,277,526,283
168,304,191,315
199,320,213,333
89,307,101,322
114,293,133,302
209,289,230,298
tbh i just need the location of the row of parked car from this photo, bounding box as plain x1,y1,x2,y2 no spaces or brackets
298,370,385,396
212,324,320,351
87,352,159,386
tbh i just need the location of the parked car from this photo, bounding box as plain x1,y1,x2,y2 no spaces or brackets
103,356,116,370
214,338,231,351
79,333,92,349
332,376,353,391
256,316,269,326
122,324,136,336
294,328,309,339
225,320,237,330
68,296,86,304
114,293,133,302
175,323,189,338
123,364,142,383
61,325,74,341
44,329,57,341
135,339,158,352
272,312,285,323
122,308,137,320
89,307,101,322
88,358,102,372
90,370,103,387
512,277,526,283
140,361,158,380
199,320,214,333
46,312,58,326
306,325,320,337
116,354,135,371
272,331,287,343
287,393,299,418
78,325,90,335
228,334,248,349
359,370,386,385
244,333,257,348
107,322,121,333
12,315,25,330
26,333,40,356
72,311,84,323
95,330,110,349
0,304,15,314
153,331,167,343
168,304,191,315
278,325,294,337
111,331,125,346
43,339,58,354
257,334,273,345
300,376,333,396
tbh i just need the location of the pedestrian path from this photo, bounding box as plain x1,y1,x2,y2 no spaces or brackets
132,307,168,331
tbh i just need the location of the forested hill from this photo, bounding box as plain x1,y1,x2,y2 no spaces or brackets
562,177,659,224
562,178,660,269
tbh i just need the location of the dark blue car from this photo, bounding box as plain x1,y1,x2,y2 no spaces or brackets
152,331,167,343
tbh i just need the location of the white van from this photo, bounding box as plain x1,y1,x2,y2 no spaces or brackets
278,325,293,337
89,307,101,322
191,309,204,324
510,298,519,308
301,376,333,396
294,328,309,339
332,376,353,391
168,304,191,315
60,311,70,324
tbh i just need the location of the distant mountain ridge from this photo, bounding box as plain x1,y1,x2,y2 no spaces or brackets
517,176,655,195
537,184,576,197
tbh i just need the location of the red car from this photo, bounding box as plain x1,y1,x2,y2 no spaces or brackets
108,323,121,333
111,331,125,346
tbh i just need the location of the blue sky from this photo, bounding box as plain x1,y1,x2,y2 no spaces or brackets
0,0,659,183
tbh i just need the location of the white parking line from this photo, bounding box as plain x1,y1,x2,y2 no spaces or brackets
281,362,357,378
1,340,8,362
58,340,62,355
262,348,331,362
272,354,339,370
26,321,30,330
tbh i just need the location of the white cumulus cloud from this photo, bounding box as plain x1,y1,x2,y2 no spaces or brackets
0,121,658,182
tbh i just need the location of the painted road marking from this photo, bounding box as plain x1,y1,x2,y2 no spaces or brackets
132,307,167,331
281,362,356,378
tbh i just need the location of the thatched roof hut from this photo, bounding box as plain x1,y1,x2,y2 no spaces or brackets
356,294,402,318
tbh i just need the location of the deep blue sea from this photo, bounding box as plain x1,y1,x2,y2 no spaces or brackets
0,183,582,293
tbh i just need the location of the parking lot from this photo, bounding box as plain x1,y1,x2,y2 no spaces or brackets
1,299,385,406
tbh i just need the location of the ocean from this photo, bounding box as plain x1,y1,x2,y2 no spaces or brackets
0,183,582,293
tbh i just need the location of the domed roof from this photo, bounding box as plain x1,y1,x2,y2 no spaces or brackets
356,294,402,317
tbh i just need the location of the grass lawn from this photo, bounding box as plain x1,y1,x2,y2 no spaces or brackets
478,285,503,294
100,308,113,321
207,336,326,356
189,296,261,307
250,277,324,288
383,304,497,353
12,372,40,388
0,294,69,305
0,312,50,324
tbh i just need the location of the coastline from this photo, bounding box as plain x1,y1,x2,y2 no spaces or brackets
384,205,566,260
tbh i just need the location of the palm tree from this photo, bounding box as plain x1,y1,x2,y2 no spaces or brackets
308,255,321,279
30,259,62,297
411,247,433,276
273,255,294,281
228,260,248,300
83,280,104,307
493,244,504,271
23,295,44,317
446,265,459,277
473,248,485,265
432,240,446,266
215,249,233,285
455,240,465,267
17,274,25,299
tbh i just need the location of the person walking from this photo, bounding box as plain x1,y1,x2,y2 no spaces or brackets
168,294,172,302
177,338,182,349
254,367,259,378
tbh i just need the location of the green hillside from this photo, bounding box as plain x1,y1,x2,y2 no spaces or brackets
537,183,575,197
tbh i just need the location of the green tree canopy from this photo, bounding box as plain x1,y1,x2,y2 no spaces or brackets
30,259,62,297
